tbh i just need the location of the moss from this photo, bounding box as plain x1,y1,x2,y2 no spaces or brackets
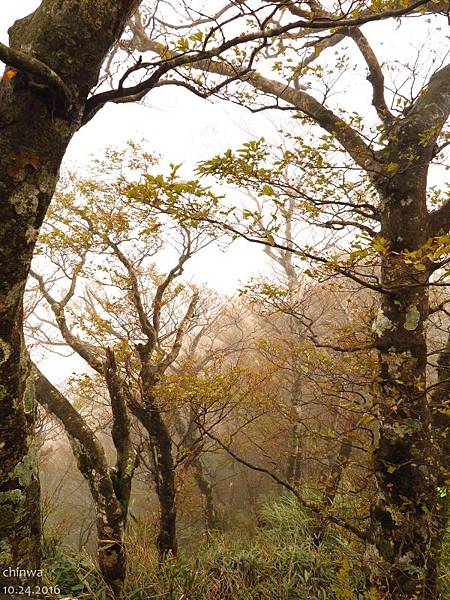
125,449,137,477
23,372,35,414
0,385,6,401
0,489,23,527
0,339,11,365
25,225,39,244
0,504,17,528
0,540,12,564
8,182,39,216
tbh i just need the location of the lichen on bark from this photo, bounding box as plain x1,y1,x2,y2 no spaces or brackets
404,304,420,331
372,308,394,337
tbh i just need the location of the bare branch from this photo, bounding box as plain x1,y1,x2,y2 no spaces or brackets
157,290,199,375
34,365,109,479
30,269,104,373
347,28,394,127
84,0,432,122
202,426,368,542
107,239,157,347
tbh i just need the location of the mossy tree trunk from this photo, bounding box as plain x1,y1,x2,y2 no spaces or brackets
0,0,141,581
129,384,178,558
368,86,449,596
176,410,219,531
425,332,450,597
312,427,352,547
35,356,135,596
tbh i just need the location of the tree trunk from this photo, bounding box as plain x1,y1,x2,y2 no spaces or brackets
192,457,219,531
0,342,41,587
35,368,128,596
369,162,439,598
286,371,304,487
95,506,127,598
0,0,140,574
312,432,352,547
129,385,177,558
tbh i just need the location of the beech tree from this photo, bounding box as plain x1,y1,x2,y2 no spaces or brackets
193,116,450,595
192,77,450,599
27,151,219,561
34,357,135,595
0,1,142,582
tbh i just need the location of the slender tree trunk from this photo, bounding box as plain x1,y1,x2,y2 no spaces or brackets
286,371,303,486
95,505,128,597
192,457,219,530
35,368,129,596
312,432,352,547
130,387,177,558
369,164,439,598
175,410,218,531
0,341,41,586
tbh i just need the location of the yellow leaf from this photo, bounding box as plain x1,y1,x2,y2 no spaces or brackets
3,67,18,81
387,162,399,174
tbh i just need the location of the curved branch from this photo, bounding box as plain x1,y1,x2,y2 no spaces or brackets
107,239,156,347
346,28,394,127
118,36,382,176
202,426,368,542
83,0,432,122
0,41,72,108
157,290,199,375
34,365,109,479
30,269,104,373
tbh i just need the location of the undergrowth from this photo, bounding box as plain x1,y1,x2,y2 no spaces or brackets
42,494,448,599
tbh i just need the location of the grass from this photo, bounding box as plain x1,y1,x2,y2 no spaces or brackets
42,494,449,600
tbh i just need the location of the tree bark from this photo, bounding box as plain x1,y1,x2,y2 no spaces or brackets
0,0,140,576
0,342,41,587
369,144,439,597
192,457,219,531
312,431,352,547
285,371,304,487
34,366,130,595
129,364,177,558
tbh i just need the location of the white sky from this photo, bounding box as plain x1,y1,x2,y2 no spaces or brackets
2,3,448,380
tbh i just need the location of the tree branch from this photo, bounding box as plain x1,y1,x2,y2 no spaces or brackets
346,28,394,127
120,36,382,176
107,239,157,348
0,41,72,109
83,0,432,122
30,269,104,373
34,365,109,480
157,290,199,375
202,426,369,541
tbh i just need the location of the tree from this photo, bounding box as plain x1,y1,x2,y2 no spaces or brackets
28,149,218,559
192,88,450,599
0,0,141,581
34,356,135,596
242,249,375,527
